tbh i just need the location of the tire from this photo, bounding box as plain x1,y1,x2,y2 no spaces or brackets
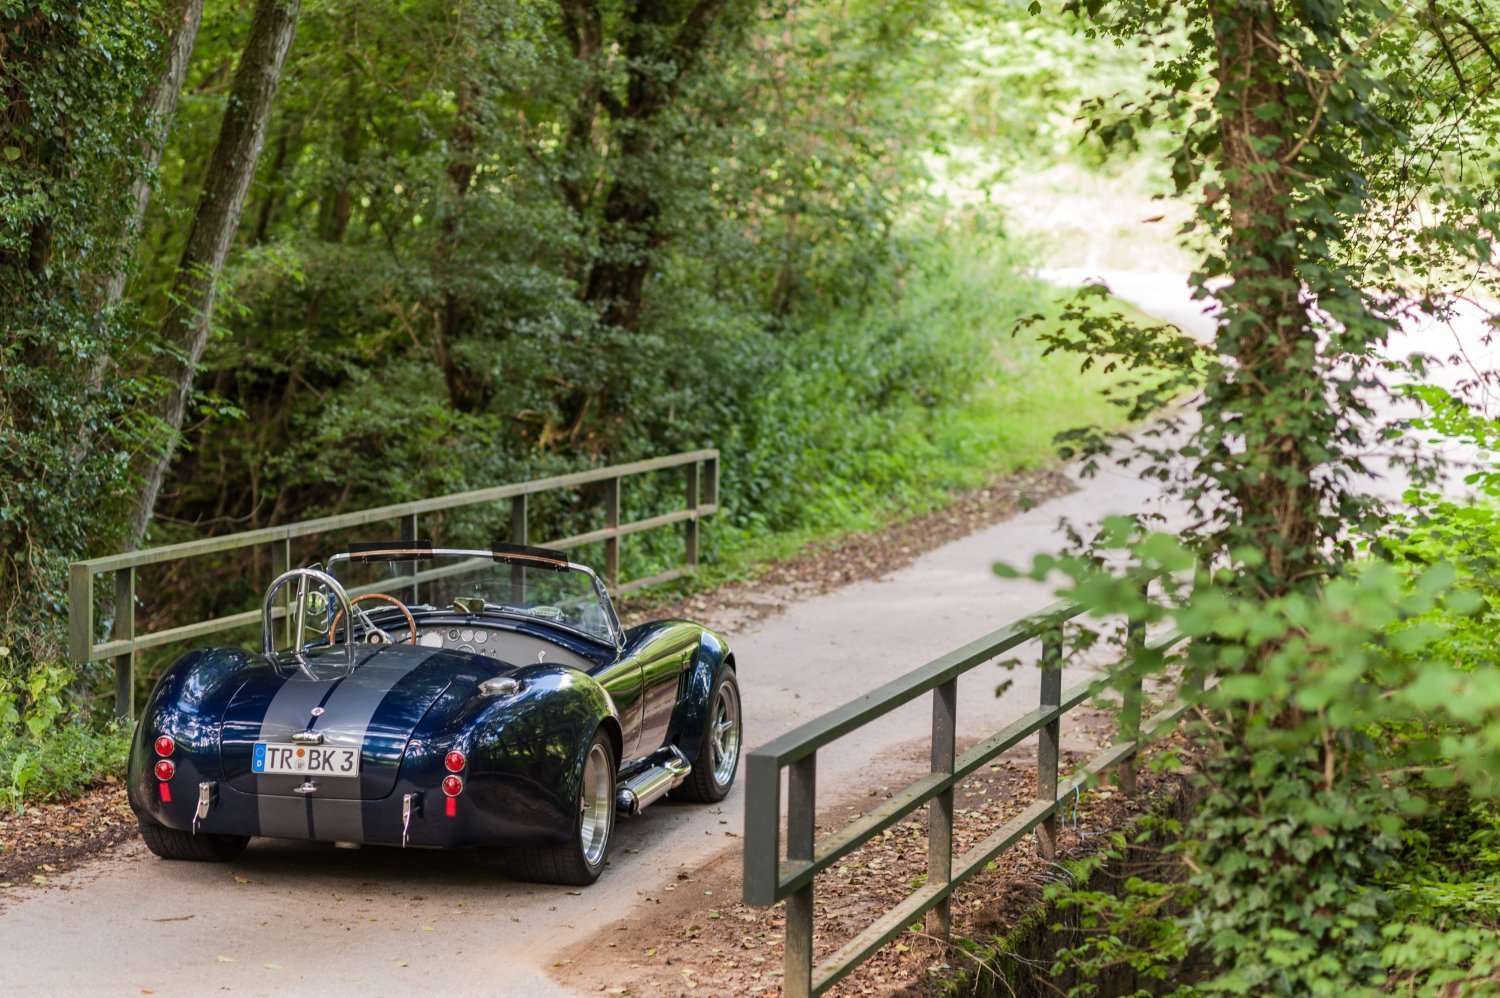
138,820,249,862
514,729,616,886
675,665,741,803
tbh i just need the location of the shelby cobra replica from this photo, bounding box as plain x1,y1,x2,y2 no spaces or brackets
127,542,741,884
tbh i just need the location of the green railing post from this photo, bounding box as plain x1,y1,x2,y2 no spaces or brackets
1036,627,1062,860
786,753,817,998
1119,583,1147,796
112,567,136,723
510,494,528,598
401,512,421,604
271,538,292,647
927,678,957,946
604,476,621,586
684,461,701,571
510,494,528,546
68,562,94,681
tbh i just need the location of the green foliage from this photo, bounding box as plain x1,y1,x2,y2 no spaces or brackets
1046,824,1196,997
1007,0,1500,993
1019,510,1500,994
1,0,160,701
0,652,71,739
3,0,1142,751
0,719,131,812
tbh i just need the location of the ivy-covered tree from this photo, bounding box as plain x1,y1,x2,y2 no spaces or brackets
1024,0,1500,991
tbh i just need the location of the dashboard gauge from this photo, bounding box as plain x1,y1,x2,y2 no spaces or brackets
457,644,476,655
474,630,487,645
418,632,443,648
461,628,474,642
448,628,460,641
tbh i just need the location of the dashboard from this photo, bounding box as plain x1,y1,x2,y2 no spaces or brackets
411,624,592,670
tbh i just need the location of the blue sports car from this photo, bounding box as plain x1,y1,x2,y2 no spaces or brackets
127,542,741,885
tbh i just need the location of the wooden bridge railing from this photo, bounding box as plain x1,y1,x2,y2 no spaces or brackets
70,449,719,721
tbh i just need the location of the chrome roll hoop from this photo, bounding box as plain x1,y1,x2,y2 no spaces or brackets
262,568,356,673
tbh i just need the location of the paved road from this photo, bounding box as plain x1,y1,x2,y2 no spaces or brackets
0,279,1263,997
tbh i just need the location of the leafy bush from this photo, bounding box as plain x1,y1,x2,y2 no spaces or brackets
0,720,131,813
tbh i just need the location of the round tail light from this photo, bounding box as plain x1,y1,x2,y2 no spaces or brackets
441,775,463,797
444,751,465,772
154,735,175,756
154,760,176,781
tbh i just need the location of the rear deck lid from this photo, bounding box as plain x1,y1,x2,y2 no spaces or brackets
220,646,454,800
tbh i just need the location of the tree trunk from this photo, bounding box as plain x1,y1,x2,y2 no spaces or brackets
129,0,302,547
579,0,729,332
432,75,484,412
250,122,292,244
1209,0,1318,596
99,0,204,309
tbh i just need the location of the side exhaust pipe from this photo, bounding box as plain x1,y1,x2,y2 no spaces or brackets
617,747,692,815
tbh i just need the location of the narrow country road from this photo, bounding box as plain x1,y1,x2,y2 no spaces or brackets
8,274,1482,997
0,286,1217,998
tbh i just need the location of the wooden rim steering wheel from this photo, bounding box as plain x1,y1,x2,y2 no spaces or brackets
328,593,418,646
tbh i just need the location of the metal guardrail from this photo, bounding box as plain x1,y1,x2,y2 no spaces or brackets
742,587,1193,997
70,450,720,721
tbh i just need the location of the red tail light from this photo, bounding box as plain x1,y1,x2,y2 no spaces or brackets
154,760,176,781
445,796,457,818
444,751,465,772
159,782,172,803
154,735,175,756
441,775,463,797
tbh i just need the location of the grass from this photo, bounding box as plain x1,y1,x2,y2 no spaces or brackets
682,279,1160,592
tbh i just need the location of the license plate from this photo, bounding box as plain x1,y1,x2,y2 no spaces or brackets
252,742,360,777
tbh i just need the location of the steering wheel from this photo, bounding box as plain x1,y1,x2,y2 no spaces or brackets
329,593,418,646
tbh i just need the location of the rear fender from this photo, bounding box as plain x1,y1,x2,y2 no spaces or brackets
128,647,256,823
449,666,620,844
664,630,733,764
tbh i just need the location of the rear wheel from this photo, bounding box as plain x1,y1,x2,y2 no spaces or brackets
137,820,248,862
675,665,741,803
513,729,616,885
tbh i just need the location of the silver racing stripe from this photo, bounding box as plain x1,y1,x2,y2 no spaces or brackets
255,672,339,840
307,650,436,842
254,649,438,842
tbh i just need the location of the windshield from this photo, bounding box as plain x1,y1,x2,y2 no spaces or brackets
325,546,620,646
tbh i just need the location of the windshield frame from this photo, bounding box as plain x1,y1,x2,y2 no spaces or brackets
323,545,625,649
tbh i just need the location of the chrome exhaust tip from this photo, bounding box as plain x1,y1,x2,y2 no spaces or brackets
616,748,692,815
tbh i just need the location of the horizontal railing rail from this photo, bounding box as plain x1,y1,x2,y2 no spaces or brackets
70,449,720,721
742,585,1192,997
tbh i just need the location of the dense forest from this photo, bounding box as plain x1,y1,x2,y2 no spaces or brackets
2,0,1115,674
5,0,1500,992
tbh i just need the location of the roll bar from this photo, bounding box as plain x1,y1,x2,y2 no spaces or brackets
261,568,356,673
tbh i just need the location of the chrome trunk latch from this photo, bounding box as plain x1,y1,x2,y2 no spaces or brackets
291,730,323,744
401,793,417,848
294,780,318,795
193,781,215,834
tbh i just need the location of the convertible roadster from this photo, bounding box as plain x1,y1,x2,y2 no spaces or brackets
127,542,741,885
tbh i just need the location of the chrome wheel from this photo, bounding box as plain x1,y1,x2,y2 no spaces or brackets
676,664,741,803
513,729,615,885
709,677,741,788
579,740,613,868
